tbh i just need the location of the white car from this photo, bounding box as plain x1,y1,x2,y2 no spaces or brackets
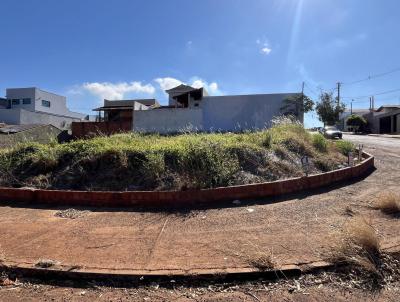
321,126,343,139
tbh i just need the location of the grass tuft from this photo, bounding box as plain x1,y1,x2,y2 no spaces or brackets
374,192,400,215
329,216,381,273
335,140,355,156
312,133,328,152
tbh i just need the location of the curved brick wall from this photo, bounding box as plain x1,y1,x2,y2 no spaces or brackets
0,152,374,208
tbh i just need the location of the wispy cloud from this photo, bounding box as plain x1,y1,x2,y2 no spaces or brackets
256,39,272,55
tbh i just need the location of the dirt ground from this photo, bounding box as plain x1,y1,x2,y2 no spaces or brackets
0,134,399,300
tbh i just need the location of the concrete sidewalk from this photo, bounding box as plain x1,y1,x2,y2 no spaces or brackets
368,133,400,139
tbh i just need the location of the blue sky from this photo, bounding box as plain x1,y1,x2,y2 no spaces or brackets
1,0,400,127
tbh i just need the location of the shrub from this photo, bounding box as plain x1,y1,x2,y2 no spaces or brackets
329,216,381,274
312,133,328,152
335,140,354,156
374,192,400,215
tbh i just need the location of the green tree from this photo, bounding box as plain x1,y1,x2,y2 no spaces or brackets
281,94,314,117
346,114,367,132
315,92,346,126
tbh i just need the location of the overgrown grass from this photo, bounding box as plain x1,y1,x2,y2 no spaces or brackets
0,121,351,191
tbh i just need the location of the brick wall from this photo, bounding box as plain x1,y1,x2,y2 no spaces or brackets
71,121,132,139
0,152,374,208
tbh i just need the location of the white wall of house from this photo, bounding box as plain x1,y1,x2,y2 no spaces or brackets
133,108,203,133
132,93,301,133
0,108,83,129
3,87,85,127
201,93,300,132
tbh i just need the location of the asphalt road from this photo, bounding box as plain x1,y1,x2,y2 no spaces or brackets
343,134,400,151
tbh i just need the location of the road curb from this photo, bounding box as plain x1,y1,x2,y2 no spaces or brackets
0,152,375,208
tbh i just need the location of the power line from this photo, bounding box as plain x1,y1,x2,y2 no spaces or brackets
303,82,319,97
341,87,400,100
342,67,400,86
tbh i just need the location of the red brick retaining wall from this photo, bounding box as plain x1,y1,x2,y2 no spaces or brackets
71,121,132,139
0,152,374,208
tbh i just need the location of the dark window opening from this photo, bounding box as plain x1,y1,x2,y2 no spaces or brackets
42,100,51,107
22,98,31,105
12,99,20,105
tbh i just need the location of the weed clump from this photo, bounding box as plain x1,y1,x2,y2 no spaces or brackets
312,133,328,152
335,140,355,156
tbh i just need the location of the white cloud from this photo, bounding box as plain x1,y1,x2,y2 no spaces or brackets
261,47,272,55
257,39,272,55
154,77,183,91
82,81,155,100
155,77,222,95
209,82,218,93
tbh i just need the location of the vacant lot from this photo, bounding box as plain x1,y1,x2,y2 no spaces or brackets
0,120,352,191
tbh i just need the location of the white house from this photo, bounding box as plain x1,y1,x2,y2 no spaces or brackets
0,87,86,129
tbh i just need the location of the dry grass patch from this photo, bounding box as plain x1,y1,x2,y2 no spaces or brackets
247,251,275,271
35,259,59,268
329,216,381,274
374,192,400,215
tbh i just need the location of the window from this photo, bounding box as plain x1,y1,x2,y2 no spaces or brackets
12,99,20,105
42,100,51,108
22,98,31,105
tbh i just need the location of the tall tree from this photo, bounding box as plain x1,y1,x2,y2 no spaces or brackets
346,114,367,132
281,94,314,117
315,92,346,126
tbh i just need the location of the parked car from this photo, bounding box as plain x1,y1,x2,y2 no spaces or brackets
321,126,343,139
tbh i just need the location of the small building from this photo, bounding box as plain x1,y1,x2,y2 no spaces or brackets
339,105,400,134
0,87,86,129
370,105,400,134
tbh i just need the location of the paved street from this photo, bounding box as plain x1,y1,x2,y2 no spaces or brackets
343,134,400,151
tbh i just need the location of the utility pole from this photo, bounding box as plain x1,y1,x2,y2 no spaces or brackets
351,99,353,114
372,96,375,111
299,81,305,115
336,82,341,106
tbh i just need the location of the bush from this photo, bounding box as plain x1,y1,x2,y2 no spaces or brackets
312,133,328,152
335,140,354,156
374,192,400,215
